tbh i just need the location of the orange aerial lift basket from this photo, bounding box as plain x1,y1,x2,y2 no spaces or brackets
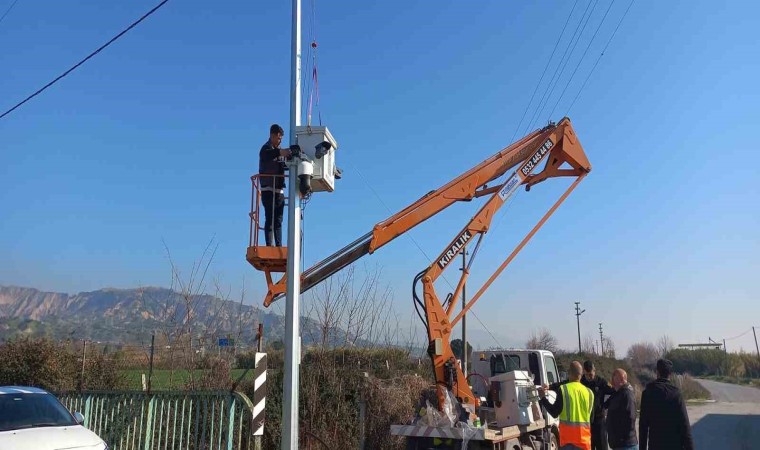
246,174,288,281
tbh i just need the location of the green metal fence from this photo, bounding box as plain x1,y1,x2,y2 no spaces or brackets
57,391,258,450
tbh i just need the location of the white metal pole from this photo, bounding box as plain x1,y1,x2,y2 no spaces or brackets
282,0,301,448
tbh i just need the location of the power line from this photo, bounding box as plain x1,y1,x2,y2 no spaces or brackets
0,0,170,121
525,0,599,134
547,0,618,120
725,328,753,341
510,0,579,142
0,0,20,27
566,0,636,115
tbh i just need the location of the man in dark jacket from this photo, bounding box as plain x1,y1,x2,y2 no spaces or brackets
259,124,291,247
639,359,694,450
581,360,615,450
604,369,638,450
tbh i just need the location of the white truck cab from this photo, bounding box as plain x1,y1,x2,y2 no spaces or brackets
469,349,563,429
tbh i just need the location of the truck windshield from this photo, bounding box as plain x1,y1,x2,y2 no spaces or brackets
491,354,520,374
0,393,77,432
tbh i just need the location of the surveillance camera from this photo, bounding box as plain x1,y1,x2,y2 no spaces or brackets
298,160,314,196
314,141,332,159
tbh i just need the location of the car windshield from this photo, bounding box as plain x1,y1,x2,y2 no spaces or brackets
0,393,77,432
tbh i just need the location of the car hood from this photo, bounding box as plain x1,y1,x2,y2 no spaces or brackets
0,425,104,450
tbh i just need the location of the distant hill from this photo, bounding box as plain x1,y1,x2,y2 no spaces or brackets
0,285,325,345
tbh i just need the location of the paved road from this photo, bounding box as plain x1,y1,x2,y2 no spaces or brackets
686,379,760,450
695,378,760,403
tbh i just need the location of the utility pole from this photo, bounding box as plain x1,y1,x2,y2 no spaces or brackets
79,339,87,391
599,322,604,356
723,339,727,354
256,323,264,353
282,0,302,447
460,249,467,376
575,302,585,354
753,326,759,360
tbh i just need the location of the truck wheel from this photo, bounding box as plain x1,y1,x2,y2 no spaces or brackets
549,431,558,450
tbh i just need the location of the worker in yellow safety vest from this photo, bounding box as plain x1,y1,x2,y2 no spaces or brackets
538,360,594,450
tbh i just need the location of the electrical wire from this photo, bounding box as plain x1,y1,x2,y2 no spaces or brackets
547,0,617,119
566,0,636,115
0,0,20,27
0,0,170,121
511,0,580,142
525,0,599,134
725,328,753,341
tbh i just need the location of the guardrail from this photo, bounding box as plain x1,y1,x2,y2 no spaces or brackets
57,390,259,450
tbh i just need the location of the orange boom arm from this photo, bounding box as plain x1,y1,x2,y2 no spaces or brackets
247,117,591,409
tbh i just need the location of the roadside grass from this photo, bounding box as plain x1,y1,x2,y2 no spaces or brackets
675,374,711,400
120,368,254,390
703,375,760,389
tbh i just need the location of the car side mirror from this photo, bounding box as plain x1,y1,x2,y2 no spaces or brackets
73,412,85,425
559,371,568,382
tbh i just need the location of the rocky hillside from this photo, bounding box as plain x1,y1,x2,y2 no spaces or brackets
0,285,316,345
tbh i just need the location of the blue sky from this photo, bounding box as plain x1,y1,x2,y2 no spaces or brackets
1,1,758,354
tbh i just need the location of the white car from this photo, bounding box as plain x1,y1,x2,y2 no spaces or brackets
0,386,107,450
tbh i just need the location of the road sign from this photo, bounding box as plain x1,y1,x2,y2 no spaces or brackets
218,338,235,347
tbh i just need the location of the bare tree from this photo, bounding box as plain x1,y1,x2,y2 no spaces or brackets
163,237,218,389
627,342,659,369
657,335,675,357
602,336,616,358
304,263,398,349
526,328,559,353
583,333,598,355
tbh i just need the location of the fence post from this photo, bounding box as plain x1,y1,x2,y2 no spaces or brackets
358,372,369,450
148,334,155,393
143,396,156,450
79,339,87,391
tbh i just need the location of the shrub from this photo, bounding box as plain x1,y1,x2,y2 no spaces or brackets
0,337,123,391
0,337,77,391
673,374,710,400
241,347,431,450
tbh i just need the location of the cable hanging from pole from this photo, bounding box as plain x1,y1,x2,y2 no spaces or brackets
305,0,322,127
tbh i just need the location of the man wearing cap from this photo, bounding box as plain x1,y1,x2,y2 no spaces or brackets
539,361,594,450
639,359,694,450
259,124,291,247
581,360,615,450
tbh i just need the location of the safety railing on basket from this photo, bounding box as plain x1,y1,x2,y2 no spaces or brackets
249,174,288,248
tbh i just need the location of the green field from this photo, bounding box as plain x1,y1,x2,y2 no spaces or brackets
120,369,255,390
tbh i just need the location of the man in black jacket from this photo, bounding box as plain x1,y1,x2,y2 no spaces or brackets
259,124,291,247
581,360,615,450
639,359,694,450
604,369,637,450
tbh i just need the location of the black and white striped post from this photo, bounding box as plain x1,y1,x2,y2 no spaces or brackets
252,352,267,436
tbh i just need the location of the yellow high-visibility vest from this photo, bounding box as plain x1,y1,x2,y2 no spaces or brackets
558,381,594,450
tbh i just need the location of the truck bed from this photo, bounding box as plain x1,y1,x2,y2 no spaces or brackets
390,418,546,443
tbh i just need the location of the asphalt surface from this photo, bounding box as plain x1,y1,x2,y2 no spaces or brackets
695,378,760,403
685,379,760,450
